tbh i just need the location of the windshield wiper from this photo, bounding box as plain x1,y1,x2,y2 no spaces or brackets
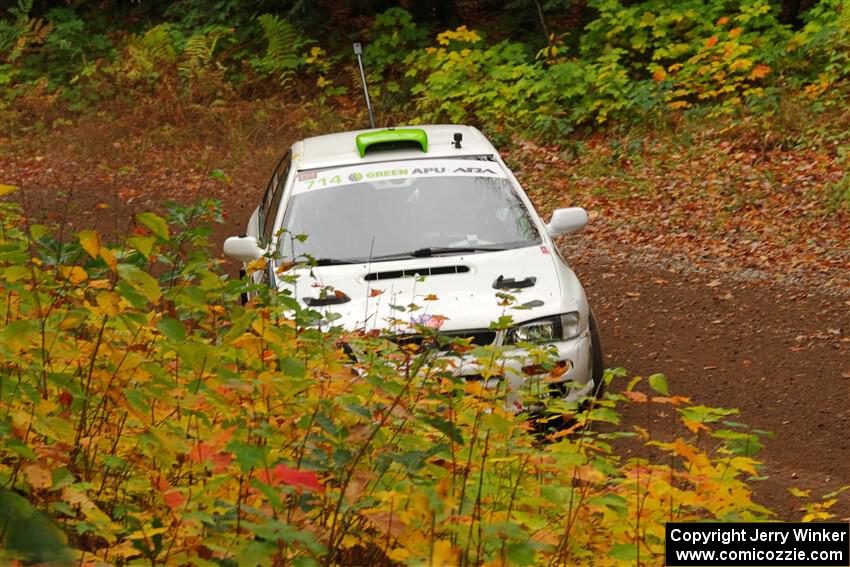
409,246,509,257
365,246,513,263
314,257,367,266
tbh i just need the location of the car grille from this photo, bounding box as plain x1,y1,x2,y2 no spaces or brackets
442,330,497,346
391,328,497,349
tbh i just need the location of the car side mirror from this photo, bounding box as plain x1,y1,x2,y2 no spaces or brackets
223,235,265,262
546,207,588,237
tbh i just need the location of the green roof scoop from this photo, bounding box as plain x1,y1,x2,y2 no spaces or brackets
355,128,428,157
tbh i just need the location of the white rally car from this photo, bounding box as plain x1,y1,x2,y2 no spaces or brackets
223,125,603,407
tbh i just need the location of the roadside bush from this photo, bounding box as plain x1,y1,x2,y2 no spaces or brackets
0,191,778,565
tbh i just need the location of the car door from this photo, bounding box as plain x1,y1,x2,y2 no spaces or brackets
255,151,292,286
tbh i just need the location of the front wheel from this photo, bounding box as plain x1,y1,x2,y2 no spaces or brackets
588,309,605,398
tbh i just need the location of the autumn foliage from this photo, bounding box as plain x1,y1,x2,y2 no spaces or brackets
0,191,786,565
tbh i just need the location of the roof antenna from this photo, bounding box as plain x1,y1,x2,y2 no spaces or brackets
453,132,463,149
353,43,376,129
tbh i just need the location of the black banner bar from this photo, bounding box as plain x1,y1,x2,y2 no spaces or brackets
666,523,850,566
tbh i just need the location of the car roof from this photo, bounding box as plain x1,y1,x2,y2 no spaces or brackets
295,124,499,170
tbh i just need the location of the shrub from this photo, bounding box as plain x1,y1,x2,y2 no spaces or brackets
0,191,778,564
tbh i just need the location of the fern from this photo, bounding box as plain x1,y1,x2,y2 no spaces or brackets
120,24,179,84
1,0,49,62
178,26,232,77
138,24,178,64
255,14,303,83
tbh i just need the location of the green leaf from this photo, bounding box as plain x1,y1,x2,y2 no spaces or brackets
0,488,72,564
227,440,268,472
235,541,276,565
4,265,29,283
506,542,537,565
608,542,638,561
280,357,306,378
117,264,161,303
127,236,155,260
116,280,148,308
422,415,464,444
648,373,669,396
158,317,186,343
136,212,170,240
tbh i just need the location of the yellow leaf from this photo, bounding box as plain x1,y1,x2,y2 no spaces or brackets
246,257,267,274
729,456,760,476
0,184,19,196
789,487,811,498
24,463,52,489
432,540,457,567
802,510,835,522
100,247,117,271
60,265,88,285
96,291,123,316
79,230,101,259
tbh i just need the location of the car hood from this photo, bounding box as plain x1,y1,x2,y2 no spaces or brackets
280,246,577,332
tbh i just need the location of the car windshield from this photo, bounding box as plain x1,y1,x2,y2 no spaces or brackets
278,159,541,263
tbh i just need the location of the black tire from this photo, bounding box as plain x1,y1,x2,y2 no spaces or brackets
589,309,605,399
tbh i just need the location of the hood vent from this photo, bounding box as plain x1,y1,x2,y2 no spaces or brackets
365,265,470,282
493,275,537,289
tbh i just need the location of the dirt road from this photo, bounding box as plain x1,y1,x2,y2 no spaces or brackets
563,239,850,520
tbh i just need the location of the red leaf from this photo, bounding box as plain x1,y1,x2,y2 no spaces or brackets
369,288,384,297
162,489,185,510
58,390,73,408
210,452,232,473
189,442,214,463
273,464,324,493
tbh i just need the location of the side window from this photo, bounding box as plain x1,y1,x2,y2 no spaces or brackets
259,151,291,246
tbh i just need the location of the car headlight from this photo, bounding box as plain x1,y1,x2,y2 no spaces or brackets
507,312,582,344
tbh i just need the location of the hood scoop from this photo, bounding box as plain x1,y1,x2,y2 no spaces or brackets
492,275,537,290
365,265,470,282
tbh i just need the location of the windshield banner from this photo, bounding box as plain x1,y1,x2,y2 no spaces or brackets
293,159,507,194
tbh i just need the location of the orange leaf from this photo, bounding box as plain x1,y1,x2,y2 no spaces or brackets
24,463,52,489
671,438,699,463
652,68,667,82
424,293,439,301
622,390,648,403
369,288,384,297
210,452,233,473
705,36,718,48
162,489,185,510
683,418,709,434
749,64,771,79
211,426,236,448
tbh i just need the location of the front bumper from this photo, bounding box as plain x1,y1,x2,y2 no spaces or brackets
432,331,594,411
